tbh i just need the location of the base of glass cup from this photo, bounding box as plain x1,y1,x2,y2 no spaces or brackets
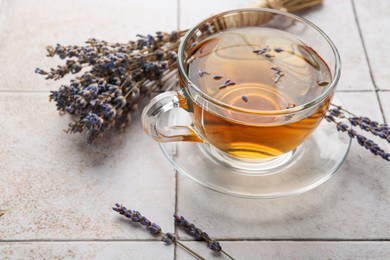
198,143,304,176
158,119,351,199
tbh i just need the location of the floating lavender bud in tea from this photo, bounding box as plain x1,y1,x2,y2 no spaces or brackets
213,75,223,80
286,103,296,109
264,53,275,59
317,80,329,87
226,81,236,86
271,67,284,83
186,56,196,65
198,70,210,77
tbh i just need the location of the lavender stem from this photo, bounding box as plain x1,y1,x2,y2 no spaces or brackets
113,204,206,260
175,240,206,260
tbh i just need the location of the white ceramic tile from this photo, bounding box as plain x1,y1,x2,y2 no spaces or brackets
0,0,177,91
179,0,256,30
0,93,176,240
176,241,390,260
0,242,173,260
176,92,390,239
354,0,390,90
379,92,390,122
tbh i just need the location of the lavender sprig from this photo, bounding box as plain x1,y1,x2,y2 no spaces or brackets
326,105,390,161
113,204,205,260
174,214,236,260
37,31,184,144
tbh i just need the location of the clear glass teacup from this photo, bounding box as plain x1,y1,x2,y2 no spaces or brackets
142,8,341,172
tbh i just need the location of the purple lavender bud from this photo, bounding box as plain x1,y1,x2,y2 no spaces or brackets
377,132,388,139
370,145,379,155
330,108,341,117
166,232,176,242
35,68,48,75
203,232,210,241
264,53,274,59
337,123,348,132
149,223,161,234
364,139,374,149
209,240,222,252
274,47,283,53
131,216,140,222
325,115,334,122
140,218,151,226
194,227,203,239
348,129,357,138
369,121,379,127
357,135,367,146
182,219,190,227
147,34,154,47
361,117,370,124
380,125,389,132
162,236,171,244
162,232,176,244
360,122,370,131
349,116,359,126
173,214,181,223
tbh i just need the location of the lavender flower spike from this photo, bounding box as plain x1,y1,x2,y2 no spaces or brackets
113,204,205,260
326,105,390,161
174,214,235,260
38,30,185,143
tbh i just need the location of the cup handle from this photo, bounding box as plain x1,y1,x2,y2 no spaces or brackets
141,91,203,142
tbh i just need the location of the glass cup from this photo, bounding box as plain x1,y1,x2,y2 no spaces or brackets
142,8,341,172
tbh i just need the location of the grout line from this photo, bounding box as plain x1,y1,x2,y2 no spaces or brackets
0,239,167,243
336,89,374,93
2,238,390,243
0,89,388,95
173,171,179,260
172,238,390,242
0,90,50,93
350,0,387,123
172,3,181,260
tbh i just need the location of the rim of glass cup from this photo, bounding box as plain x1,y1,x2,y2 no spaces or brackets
178,8,341,116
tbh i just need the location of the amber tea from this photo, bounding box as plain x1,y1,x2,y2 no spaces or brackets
185,27,332,158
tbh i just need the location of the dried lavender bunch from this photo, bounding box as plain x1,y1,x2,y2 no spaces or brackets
325,104,390,161
174,214,236,260
112,203,205,260
36,31,184,143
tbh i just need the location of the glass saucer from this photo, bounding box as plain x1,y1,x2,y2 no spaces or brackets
158,118,351,199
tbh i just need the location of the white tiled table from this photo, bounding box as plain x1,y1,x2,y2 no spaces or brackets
0,0,389,259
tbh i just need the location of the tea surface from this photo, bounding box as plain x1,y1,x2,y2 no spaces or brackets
188,27,331,112
186,27,332,158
